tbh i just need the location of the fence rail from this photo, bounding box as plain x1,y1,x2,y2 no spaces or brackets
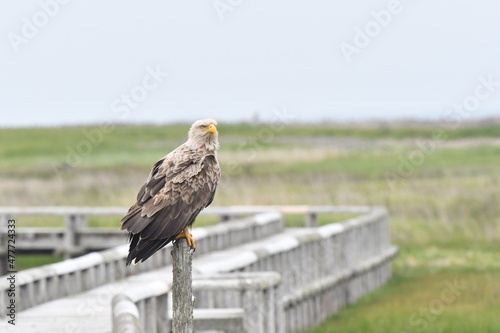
0,206,398,333
112,206,397,333
112,272,281,333
0,205,369,260
0,211,283,315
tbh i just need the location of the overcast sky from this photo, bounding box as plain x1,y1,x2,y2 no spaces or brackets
1,0,500,127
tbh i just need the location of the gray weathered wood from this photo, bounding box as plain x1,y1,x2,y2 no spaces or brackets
194,308,246,332
0,204,380,259
0,209,283,256
64,213,85,258
0,205,398,333
305,212,317,227
0,212,283,317
192,272,283,333
172,238,194,333
112,294,142,333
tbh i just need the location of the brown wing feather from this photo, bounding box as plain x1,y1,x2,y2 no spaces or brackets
121,145,220,265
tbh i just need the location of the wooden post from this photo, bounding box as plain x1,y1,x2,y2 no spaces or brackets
305,212,317,227
171,238,194,333
219,214,231,223
64,214,85,258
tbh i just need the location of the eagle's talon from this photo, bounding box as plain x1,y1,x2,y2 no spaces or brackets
175,227,196,250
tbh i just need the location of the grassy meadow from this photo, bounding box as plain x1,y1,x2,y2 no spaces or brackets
1,121,499,332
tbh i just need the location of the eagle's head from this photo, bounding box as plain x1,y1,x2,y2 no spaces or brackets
187,118,219,152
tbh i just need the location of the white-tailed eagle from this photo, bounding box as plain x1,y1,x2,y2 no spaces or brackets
121,118,220,265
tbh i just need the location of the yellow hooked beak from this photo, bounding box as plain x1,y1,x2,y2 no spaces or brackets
205,123,217,134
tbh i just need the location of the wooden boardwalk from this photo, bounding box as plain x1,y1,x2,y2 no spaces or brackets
0,206,398,333
2,264,171,332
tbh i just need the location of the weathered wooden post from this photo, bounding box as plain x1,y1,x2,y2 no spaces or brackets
171,238,194,333
64,213,86,258
305,211,317,227
220,214,231,223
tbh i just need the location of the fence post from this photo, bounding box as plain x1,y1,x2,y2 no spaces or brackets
305,212,317,227
219,214,231,223
64,214,86,259
171,238,194,333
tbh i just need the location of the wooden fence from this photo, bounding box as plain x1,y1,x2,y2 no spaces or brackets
0,205,371,266
0,206,398,333
0,211,283,314
112,206,398,333
112,272,281,333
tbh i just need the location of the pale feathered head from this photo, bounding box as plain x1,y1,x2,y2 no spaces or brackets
186,118,219,151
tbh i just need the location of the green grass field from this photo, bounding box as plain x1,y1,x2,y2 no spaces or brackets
1,122,499,332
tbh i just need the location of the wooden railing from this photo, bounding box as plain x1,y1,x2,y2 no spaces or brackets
0,204,372,225
112,281,169,333
112,206,398,333
0,211,283,315
112,272,281,333
0,206,398,333
0,205,369,260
